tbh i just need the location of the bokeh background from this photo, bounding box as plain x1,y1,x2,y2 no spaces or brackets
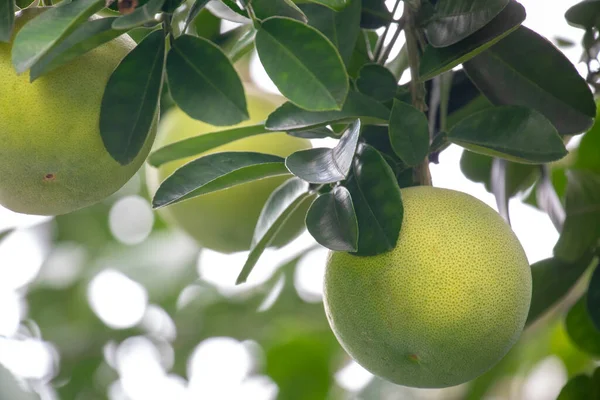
0,1,594,399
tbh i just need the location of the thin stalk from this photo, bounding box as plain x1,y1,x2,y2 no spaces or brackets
373,0,402,61
378,17,406,64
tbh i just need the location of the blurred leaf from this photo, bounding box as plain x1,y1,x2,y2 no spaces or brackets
360,0,391,29
0,0,14,42
448,106,566,163
215,24,256,62
490,158,510,223
445,94,492,130
425,0,509,47
558,375,593,400
205,0,249,22
306,186,358,251
153,152,288,208
566,295,600,356
587,265,600,330
266,91,390,131
285,120,360,183
286,126,337,139
389,99,429,166
536,165,566,232
30,17,125,80
162,0,185,12
255,17,349,111
554,171,600,262
112,0,165,30
148,124,268,167
345,144,403,256
237,178,311,283
100,29,164,165
575,105,600,175
183,0,211,33
12,0,104,73
0,227,14,244
167,34,248,126
253,0,307,21
306,0,346,11
356,63,397,102
419,1,525,81
464,26,596,135
565,0,600,29
347,30,377,78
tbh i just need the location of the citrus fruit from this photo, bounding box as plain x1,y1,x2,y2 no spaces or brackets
0,8,156,216
324,186,532,388
145,87,311,253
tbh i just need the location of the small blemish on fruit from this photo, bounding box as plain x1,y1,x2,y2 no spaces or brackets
408,354,419,363
43,173,56,182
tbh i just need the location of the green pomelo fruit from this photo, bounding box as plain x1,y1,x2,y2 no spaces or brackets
324,186,532,388
145,89,312,254
0,8,157,216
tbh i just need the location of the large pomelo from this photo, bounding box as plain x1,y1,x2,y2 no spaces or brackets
145,87,312,254
0,8,156,216
324,186,532,388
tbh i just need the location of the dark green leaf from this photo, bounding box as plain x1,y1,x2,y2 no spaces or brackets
306,0,347,11
306,186,358,251
300,0,361,65
389,99,429,166
360,0,391,29
566,295,600,356
0,0,14,43
183,0,211,33
237,178,311,283
448,106,567,163
167,34,248,126
557,375,593,400
255,17,349,111
253,0,307,21
30,17,125,81
15,0,34,9
419,1,525,81
162,0,185,13
153,152,289,208
11,0,104,73
526,254,594,325
285,120,360,183
215,25,256,62
266,91,390,131
426,0,509,47
464,26,596,135
345,144,403,256
588,265,600,331
100,29,165,165
149,124,268,167
554,171,600,262
565,0,600,29
347,30,377,79
356,64,397,102
575,104,600,175
112,0,165,30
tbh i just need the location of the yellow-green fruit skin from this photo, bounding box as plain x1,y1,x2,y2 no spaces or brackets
0,9,156,216
146,91,312,254
324,186,532,388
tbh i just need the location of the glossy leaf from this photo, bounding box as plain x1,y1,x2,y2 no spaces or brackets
426,0,509,47
237,178,311,284
448,106,567,163
566,295,600,356
0,0,14,43
360,0,391,29
565,0,600,29
554,171,600,262
112,0,165,30
306,186,358,251
167,34,248,126
464,26,596,135
419,1,525,81
389,100,430,166
253,0,307,21
100,29,164,165
588,265,600,331
11,0,104,73
557,375,593,400
153,152,289,209
356,64,397,102
287,126,337,139
345,144,403,256
255,17,349,111
149,124,268,167
285,120,360,183
266,91,390,131
183,0,211,33
30,17,125,81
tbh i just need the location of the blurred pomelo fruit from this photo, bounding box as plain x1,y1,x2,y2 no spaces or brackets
0,8,156,215
145,88,311,253
324,186,532,388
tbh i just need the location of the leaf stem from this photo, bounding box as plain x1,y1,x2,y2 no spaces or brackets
378,17,406,64
373,0,403,62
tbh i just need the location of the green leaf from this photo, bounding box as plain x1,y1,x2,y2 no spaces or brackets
448,106,567,163
419,1,525,81
183,0,211,33
464,26,596,135
526,254,595,326
266,91,390,131
100,29,165,165
566,295,600,357
426,0,509,47
255,17,349,111
167,34,248,126
306,186,358,251
360,0,391,29
356,64,397,102
112,0,165,30
215,24,257,63
575,104,600,175
287,126,337,139
285,119,360,183
389,99,429,166
557,375,593,400
345,144,403,256
0,0,14,43
534,165,566,232
237,178,311,284
11,0,104,73
30,17,125,81
152,152,289,208
306,0,347,11
587,265,600,331
148,124,268,167
300,0,361,65
205,0,249,23
565,0,600,29
253,0,307,21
